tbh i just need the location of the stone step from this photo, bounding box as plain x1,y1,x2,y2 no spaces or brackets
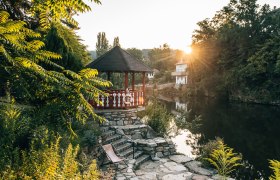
100,126,110,132
102,130,115,138
115,143,132,153
112,138,127,147
104,134,122,144
119,147,134,158
134,154,150,169
127,150,144,160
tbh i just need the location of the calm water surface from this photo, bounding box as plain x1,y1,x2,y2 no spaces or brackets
158,95,280,179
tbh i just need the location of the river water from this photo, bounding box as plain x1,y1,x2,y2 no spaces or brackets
156,95,280,179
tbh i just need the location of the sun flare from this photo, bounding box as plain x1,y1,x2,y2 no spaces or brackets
184,46,192,54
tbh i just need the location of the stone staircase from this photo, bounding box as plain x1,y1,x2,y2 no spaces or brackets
100,126,150,169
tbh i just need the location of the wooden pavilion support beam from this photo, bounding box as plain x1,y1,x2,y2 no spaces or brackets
142,72,145,95
124,72,128,90
107,72,111,81
132,73,135,91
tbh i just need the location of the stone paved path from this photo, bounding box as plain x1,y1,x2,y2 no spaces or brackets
132,155,234,180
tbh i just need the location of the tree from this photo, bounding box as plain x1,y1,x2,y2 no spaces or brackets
0,0,101,29
126,48,144,60
113,36,121,47
96,32,109,57
148,43,174,71
190,0,280,102
44,23,91,71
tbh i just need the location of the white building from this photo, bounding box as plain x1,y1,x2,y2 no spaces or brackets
147,69,159,80
171,61,188,85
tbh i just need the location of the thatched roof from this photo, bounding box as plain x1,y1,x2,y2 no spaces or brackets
86,46,152,73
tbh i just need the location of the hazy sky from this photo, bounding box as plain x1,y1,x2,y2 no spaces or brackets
75,0,280,51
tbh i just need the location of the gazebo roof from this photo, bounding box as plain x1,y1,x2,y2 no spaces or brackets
86,46,152,72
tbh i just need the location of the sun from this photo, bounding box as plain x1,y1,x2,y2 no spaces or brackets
184,46,192,54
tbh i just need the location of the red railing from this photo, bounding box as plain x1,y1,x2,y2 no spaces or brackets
89,90,144,109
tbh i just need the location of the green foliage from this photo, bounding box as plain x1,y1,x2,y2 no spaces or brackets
96,32,110,57
190,0,280,103
198,138,224,167
0,138,100,179
143,98,172,136
44,23,91,71
205,139,242,178
269,160,280,180
126,48,144,61
31,0,101,29
148,43,175,72
1,0,106,178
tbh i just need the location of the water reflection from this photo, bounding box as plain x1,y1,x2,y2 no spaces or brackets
154,95,280,179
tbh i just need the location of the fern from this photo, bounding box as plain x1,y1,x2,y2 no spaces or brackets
269,160,280,180
62,144,81,179
205,140,242,179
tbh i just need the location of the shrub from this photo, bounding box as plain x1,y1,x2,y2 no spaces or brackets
269,159,280,180
143,98,172,136
205,139,242,179
199,137,223,167
0,138,100,179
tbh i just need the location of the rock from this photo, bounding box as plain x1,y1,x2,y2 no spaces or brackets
164,162,187,172
143,147,154,151
154,137,166,144
117,120,124,126
116,129,125,135
185,161,213,176
156,152,164,158
116,177,126,180
147,142,157,147
192,174,212,180
162,172,193,180
132,131,143,139
156,147,164,151
163,152,170,156
169,155,193,164
137,172,157,180
140,161,161,171
130,177,139,180
212,174,235,180
152,156,160,161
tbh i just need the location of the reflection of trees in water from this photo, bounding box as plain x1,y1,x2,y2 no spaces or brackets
186,98,280,179
152,94,280,179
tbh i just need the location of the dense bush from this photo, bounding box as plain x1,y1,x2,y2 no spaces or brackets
143,98,172,136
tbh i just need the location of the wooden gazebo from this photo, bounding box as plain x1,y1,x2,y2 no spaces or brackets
86,46,152,109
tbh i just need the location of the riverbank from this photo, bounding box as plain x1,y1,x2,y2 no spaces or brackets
116,155,232,180
150,84,280,106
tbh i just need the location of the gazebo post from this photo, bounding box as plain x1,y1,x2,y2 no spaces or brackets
142,72,145,100
125,72,128,90
132,73,135,91
107,72,111,81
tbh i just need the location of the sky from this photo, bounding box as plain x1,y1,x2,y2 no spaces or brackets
75,0,280,51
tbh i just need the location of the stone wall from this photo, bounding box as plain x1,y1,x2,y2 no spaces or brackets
96,108,143,126
135,137,176,158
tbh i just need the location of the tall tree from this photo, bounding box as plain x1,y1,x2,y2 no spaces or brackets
113,36,121,47
96,32,109,57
